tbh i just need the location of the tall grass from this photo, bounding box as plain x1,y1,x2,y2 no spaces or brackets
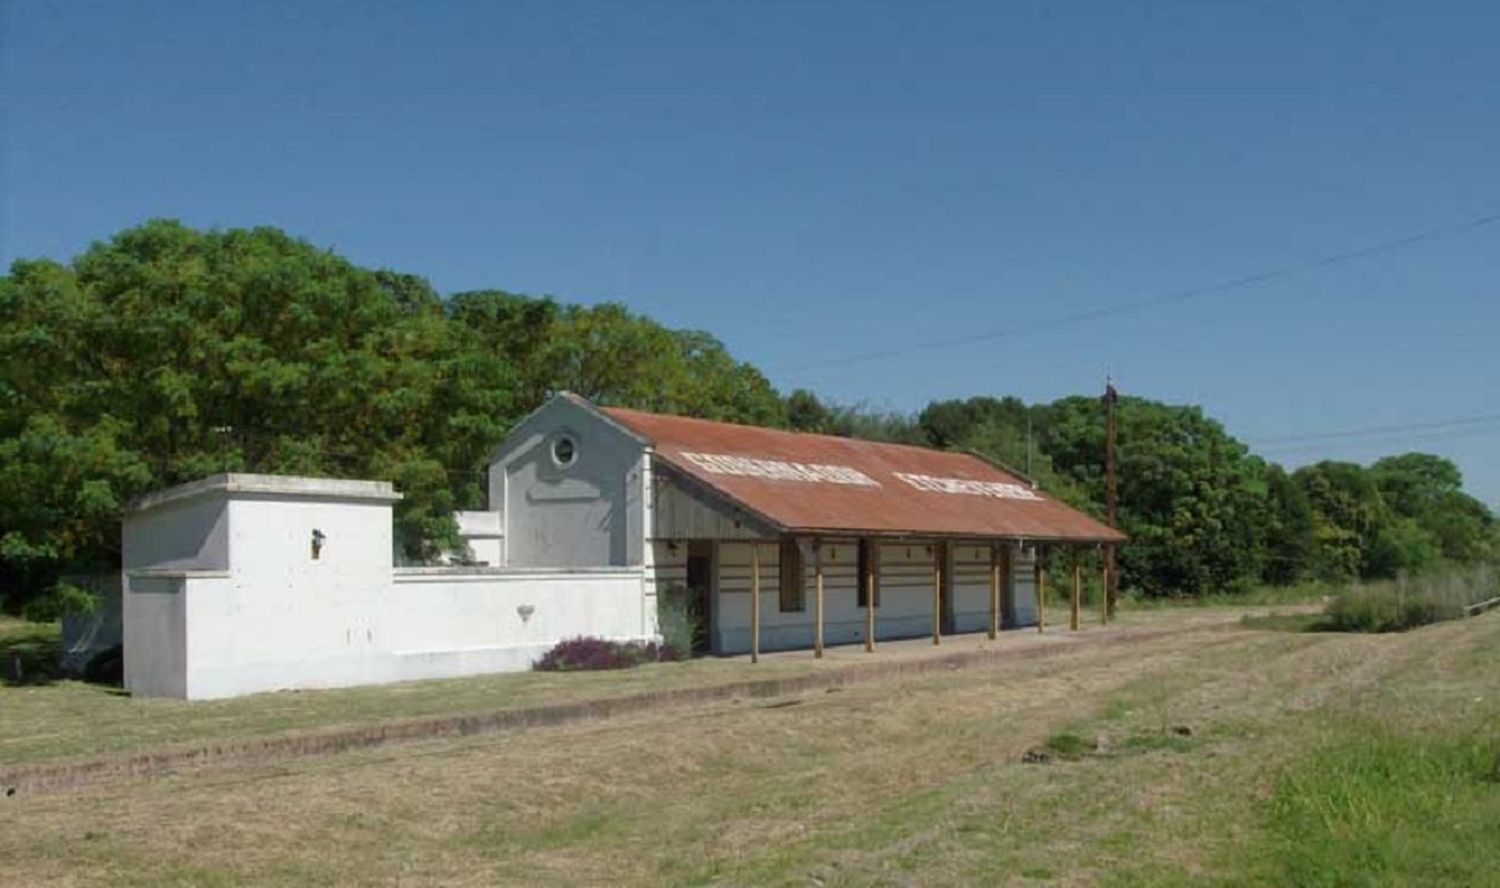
1120,580,1329,610
1263,726,1500,886
1323,565,1498,633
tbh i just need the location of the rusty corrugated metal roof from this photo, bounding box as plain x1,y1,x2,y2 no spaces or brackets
600,405,1126,543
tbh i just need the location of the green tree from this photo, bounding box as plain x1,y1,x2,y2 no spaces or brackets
1294,461,1386,580
786,388,836,433
1260,463,1316,585
924,408,1088,509
450,292,785,425
0,220,518,613
1040,396,1266,597
917,395,1031,449
1363,516,1442,578
1370,453,1493,563
781,389,925,443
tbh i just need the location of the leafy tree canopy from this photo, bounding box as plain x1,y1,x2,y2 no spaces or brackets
3,222,518,612
2,220,1493,612
449,290,785,426
0,222,790,613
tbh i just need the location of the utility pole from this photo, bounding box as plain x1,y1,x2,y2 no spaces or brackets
1103,376,1119,620
1025,415,1033,477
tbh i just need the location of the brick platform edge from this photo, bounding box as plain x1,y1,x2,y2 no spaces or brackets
1,625,1192,798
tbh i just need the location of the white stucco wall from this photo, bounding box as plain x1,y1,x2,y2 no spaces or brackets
123,571,193,697
122,492,230,572
123,473,652,700
454,510,503,566
487,396,648,568
388,568,646,680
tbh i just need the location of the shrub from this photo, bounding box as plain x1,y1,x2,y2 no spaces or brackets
655,584,699,658
1323,566,1496,633
19,581,99,623
533,636,679,672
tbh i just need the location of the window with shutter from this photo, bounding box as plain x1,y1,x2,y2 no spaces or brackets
778,538,805,613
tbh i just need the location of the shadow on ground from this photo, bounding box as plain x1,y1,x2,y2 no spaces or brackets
0,626,121,688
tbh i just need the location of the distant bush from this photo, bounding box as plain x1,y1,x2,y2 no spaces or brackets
1323,565,1497,633
533,636,679,672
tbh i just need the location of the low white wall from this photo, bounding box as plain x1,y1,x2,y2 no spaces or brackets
123,474,653,700
173,567,648,699
387,568,649,681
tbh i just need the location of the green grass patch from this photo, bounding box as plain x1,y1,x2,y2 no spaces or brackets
0,650,824,765
1238,611,1328,633
1044,730,1091,760
1257,727,1500,886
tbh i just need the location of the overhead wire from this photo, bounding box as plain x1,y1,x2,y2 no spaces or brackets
1250,411,1500,449
776,210,1500,372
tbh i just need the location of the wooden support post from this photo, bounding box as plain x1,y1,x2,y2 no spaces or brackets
987,543,1000,640
1070,558,1082,631
864,540,877,653
813,540,825,659
750,543,761,664
932,544,943,645
1035,547,1046,633
1105,543,1118,621
1101,554,1110,626
1000,545,1010,633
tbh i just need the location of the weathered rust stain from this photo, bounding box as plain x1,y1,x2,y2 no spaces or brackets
605,406,1126,542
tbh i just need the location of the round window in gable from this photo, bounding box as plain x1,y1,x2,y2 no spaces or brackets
551,434,577,468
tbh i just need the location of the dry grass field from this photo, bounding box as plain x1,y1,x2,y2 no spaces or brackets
1,606,1497,886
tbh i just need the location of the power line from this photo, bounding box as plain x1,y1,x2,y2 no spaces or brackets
1250,410,1500,446
776,210,1500,372
1255,422,1500,458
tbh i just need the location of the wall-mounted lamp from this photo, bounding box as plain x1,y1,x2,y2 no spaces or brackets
311,529,327,560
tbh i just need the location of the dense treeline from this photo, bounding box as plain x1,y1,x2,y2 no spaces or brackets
0,221,781,616
787,390,1497,596
1,221,1494,614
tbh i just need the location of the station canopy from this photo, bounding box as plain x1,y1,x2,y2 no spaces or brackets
600,404,1126,544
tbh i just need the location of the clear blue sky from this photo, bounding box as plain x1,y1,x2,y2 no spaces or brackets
3,1,1497,504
